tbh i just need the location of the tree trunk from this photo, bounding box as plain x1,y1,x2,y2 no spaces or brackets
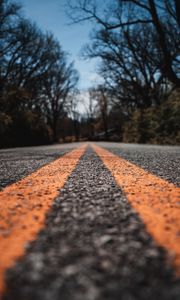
175,0,180,27
52,118,58,142
149,0,180,87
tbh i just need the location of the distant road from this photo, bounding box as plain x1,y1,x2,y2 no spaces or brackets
0,142,180,300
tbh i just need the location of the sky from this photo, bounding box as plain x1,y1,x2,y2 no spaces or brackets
18,0,102,91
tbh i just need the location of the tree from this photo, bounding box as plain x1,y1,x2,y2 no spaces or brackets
0,0,21,57
41,58,79,142
89,85,110,139
0,0,21,99
0,0,79,147
67,0,180,87
83,23,169,110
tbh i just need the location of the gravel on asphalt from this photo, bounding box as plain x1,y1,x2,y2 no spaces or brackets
97,142,180,186
3,146,180,300
0,148,74,190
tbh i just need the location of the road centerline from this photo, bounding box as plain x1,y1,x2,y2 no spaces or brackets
0,144,86,295
93,144,180,276
3,145,180,300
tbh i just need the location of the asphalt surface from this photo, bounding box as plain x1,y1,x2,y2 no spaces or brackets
0,143,79,190
1,142,180,299
97,142,180,186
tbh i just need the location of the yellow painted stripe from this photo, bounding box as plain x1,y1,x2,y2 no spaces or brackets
93,144,180,275
0,144,86,294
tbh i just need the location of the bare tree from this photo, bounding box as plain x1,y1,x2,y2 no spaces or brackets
67,0,180,87
41,59,79,142
0,0,21,97
83,23,170,110
89,85,110,139
0,0,79,146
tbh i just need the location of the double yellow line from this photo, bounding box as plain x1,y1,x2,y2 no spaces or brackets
0,144,179,295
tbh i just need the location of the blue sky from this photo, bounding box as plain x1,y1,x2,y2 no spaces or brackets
18,0,101,91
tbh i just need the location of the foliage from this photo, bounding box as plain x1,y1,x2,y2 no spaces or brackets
123,90,180,145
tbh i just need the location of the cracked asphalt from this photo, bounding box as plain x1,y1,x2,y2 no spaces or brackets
1,142,180,299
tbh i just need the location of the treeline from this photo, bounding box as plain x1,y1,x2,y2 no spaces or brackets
1,0,180,147
0,0,79,147
68,0,180,144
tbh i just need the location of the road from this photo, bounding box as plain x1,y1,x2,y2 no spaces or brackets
0,142,180,300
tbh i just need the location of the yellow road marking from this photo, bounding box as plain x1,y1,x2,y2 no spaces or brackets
93,144,180,275
0,145,86,294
